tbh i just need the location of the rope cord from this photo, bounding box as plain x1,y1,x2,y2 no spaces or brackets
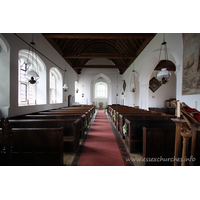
14,33,65,72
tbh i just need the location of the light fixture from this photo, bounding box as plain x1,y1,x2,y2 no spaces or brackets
63,83,68,92
156,34,171,84
131,70,136,92
26,69,39,84
157,68,171,84
75,80,79,93
131,84,136,92
25,34,40,84
63,67,69,92
116,70,119,96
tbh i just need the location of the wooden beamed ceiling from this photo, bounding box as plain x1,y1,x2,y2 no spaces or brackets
42,33,156,74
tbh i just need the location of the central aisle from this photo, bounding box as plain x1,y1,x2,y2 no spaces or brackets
77,110,125,166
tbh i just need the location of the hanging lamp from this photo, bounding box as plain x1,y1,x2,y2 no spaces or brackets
26,69,39,84
63,61,69,92
75,80,79,93
131,70,136,92
25,34,40,84
63,83,68,92
156,34,171,84
116,70,119,96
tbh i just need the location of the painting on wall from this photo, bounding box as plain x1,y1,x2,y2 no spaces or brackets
182,33,200,95
149,77,162,93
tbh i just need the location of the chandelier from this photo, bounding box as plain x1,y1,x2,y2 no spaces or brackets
63,64,69,92
157,67,171,84
156,34,171,84
25,34,40,84
63,83,68,92
131,70,136,92
26,69,39,84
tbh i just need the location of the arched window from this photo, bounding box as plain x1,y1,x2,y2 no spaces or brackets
49,67,62,104
18,49,46,106
95,82,107,98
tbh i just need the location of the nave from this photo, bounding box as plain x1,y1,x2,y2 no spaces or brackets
1,104,200,166
71,110,134,166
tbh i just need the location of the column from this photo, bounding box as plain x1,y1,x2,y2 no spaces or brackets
139,84,149,110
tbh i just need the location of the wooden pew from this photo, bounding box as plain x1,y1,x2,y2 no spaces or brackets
11,105,95,138
38,111,91,127
118,113,174,139
0,119,64,166
21,114,87,139
48,105,95,119
107,104,174,134
108,105,155,124
143,127,175,166
124,118,175,153
8,118,81,153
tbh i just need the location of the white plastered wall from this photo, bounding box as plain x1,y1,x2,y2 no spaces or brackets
1,33,77,117
76,68,122,107
122,33,200,110
0,34,10,118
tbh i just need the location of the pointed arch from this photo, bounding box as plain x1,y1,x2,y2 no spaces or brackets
0,34,10,52
138,48,179,109
0,34,10,118
91,72,112,84
90,73,112,106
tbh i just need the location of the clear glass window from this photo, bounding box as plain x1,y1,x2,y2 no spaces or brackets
95,82,107,98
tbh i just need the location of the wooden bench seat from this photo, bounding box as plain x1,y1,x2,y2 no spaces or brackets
8,118,81,153
1,106,95,166
38,111,91,126
108,104,167,125
22,114,87,139
0,118,64,166
124,118,175,153
118,113,174,139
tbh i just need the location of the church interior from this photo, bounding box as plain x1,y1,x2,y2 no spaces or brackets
1,33,200,166
1,6,200,198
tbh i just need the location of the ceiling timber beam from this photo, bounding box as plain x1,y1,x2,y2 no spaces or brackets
64,53,136,59
73,65,127,69
43,33,156,39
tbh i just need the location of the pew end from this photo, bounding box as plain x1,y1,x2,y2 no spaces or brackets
143,127,175,166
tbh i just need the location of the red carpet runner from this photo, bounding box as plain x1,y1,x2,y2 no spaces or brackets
77,110,125,166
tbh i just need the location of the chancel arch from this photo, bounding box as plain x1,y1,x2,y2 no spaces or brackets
91,73,112,108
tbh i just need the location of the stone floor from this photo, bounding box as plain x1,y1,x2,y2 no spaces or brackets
63,138,83,166
63,152,76,166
